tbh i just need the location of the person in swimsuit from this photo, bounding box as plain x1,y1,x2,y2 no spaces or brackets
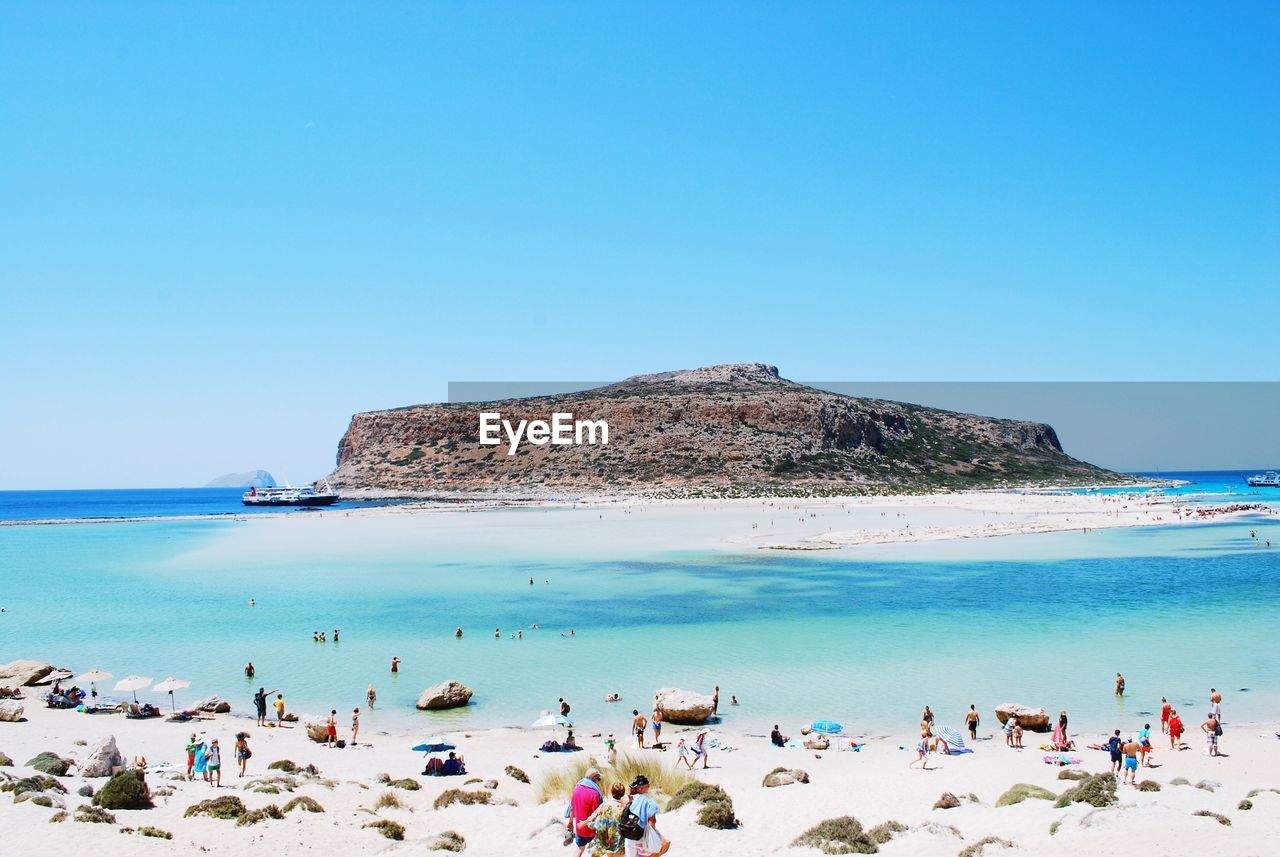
1168,709,1184,749
235,732,251,778
1160,697,1171,734
1202,713,1220,756
965,705,979,740
390,657,400,673
631,710,647,749
326,709,338,748
651,704,663,747
185,733,199,780
1138,723,1152,766
712,686,719,715
1121,737,1140,785
1105,729,1123,773
1115,672,1125,696
367,685,376,708
351,707,361,745
274,693,285,724
908,732,930,769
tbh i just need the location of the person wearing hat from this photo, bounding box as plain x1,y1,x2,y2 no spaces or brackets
624,775,669,857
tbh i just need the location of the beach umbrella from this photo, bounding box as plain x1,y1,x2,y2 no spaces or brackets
114,675,153,702
935,725,966,751
153,677,191,712
412,736,456,754
530,712,573,729
75,668,113,684
811,720,843,734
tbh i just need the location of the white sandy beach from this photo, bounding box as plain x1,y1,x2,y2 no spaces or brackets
1,692,1278,856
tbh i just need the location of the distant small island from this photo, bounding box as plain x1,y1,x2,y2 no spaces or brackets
204,470,276,489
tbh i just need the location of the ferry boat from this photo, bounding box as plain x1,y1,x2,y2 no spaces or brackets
242,480,341,506
1245,471,1280,488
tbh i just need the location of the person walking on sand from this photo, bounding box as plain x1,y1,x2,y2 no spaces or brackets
193,735,209,783
675,737,693,769
908,732,930,769
1160,697,1171,734
1202,712,1221,756
651,703,663,747
185,733,199,780
631,710,647,749
1168,709,1184,749
274,693,286,724
207,738,222,787
622,775,669,857
569,767,604,857
586,781,626,856
1115,672,1125,696
1209,688,1222,721
965,704,979,740
1105,729,1123,773
235,732,251,778
351,707,361,745
691,728,710,769
326,709,338,748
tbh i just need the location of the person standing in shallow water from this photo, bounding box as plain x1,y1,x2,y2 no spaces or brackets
390,656,400,673
965,704,979,740
1115,672,1125,696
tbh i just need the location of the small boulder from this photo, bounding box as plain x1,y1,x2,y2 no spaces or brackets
762,767,810,788
416,681,473,711
193,696,232,714
78,735,126,778
803,734,829,750
0,702,22,722
652,688,715,725
26,752,69,776
993,703,1051,732
0,661,57,687
483,779,498,789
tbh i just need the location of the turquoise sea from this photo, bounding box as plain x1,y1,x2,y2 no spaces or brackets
1,472,1278,738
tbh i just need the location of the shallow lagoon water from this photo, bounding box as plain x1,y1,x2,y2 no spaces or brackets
2,506,1277,738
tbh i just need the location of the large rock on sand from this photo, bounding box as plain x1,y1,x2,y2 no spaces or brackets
416,681,473,711
0,701,23,722
994,703,1051,732
78,735,126,778
193,696,232,714
653,688,715,725
304,719,330,742
0,660,56,687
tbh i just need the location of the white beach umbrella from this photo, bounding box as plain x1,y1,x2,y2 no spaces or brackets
153,677,191,712
75,668,113,684
530,712,573,729
114,675,153,702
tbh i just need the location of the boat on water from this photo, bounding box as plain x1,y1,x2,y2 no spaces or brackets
242,480,341,506
1245,471,1280,488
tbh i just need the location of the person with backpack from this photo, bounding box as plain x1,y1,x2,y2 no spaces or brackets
1104,729,1123,773
619,775,669,857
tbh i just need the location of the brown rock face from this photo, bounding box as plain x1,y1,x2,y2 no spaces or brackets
328,363,1124,496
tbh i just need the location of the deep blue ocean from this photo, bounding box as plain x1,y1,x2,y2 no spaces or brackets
0,487,398,522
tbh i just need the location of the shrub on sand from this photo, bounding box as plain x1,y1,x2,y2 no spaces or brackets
389,778,421,791
867,820,906,844
1136,780,1161,792
958,836,1013,857
1193,810,1231,826
537,754,693,805
364,819,405,840
183,795,247,819
75,804,117,824
374,791,408,811
268,760,300,773
1057,769,1089,781
138,826,173,839
433,789,491,810
1054,773,1116,808
504,765,530,784
1238,799,1252,811
995,784,1056,807
235,804,284,827
430,830,467,851
282,796,325,814
792,815,878,854
93,770,153,810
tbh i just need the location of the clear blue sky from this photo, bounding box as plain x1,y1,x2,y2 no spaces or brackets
2,2,1277,488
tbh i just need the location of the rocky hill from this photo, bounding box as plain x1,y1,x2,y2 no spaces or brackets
205,469,276,489
328,363,1130,496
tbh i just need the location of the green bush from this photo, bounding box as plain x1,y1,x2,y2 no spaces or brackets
75,804,117,824
0,752,13,766
138,826,173,839
374,791,407,811
236,804,284,826
49,810,68,823
1057,769,1088,781
867,820,906,844
94,770,152,810
183,795,247,819
1136,780,1161,792
1238,799,1253,810
364,819,405,840
667,781,729,812
282,795,325,813
697,799,737,829
1054,773,1116,808
433,788,491,809
25,752,69,776
792,816,878,854
268,759,300,773
995,783,1056,807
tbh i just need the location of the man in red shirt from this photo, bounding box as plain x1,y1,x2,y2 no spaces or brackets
569,767,604,856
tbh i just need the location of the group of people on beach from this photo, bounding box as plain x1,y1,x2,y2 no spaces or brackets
567,769,669,857
183,730,252,785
